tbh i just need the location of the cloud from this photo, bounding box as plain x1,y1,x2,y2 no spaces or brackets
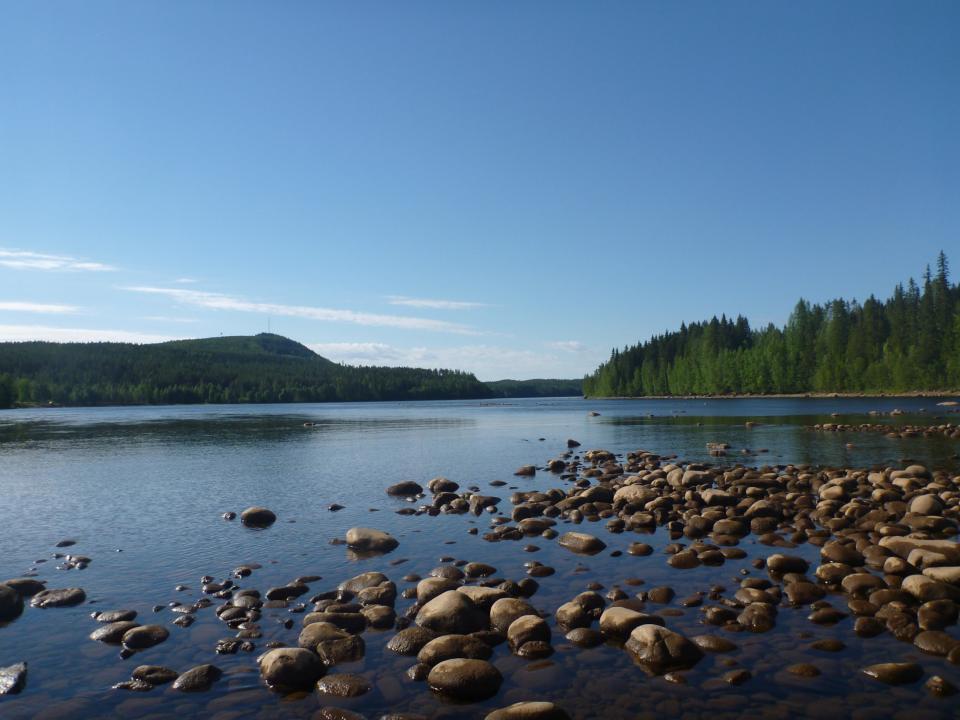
309,342,599,380
0,249,116,272
141,315,199,323
0,302,80,314
123,286,480,334
548,340,586,352
0,325,177,344
173,277,198,284
386,295,489,310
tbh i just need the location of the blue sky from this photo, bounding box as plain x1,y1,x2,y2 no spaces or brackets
1,2,957,380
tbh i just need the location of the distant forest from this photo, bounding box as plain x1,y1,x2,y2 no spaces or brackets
583,253,960,396
0,334,493,407
486,378,582,398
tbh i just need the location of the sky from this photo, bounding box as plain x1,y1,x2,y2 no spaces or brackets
1,2,958,380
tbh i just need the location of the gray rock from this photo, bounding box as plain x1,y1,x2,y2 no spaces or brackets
417,634,493,665
416,590,485,634
345,527,399,554
132,666,178,685
172,664,222,691
122,624,170,650
90,621,140,644
387,481,423,496
30,587,86,608
0,584,24,622
95,609,137,623
485,701,572,720
0,662,26,695
490,597,536,633
240,506,276,527
624,624,704,675
387,626,438,656
316,673,371,698
259,647,325,690
558,532,606,555
2,578,45,597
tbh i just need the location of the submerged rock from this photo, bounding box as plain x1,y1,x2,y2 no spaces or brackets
486,701,572,720
259,647,325,691
427,658,502,700
30,587,86,608
240,506,276,528
624,624,703,675
0,662,27,695
862,662,924,685
0,584,24,621
172,664,222,691
345,527,399,554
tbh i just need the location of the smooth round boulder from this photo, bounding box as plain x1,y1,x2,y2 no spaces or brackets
90,621,139,644
387,481,423,496
132,666,178,685
427,658,502,701
0,584,24,622
240,506,276,528
387,626,437,656
558,532,606,555
2,579,45,598
485,701,572,720
345,528,399,554
259,647,325,691
508,615,550,650
417,634,492,666
172,664,222,692
490,598,536,634
625,624,704,675
416,591,485,635
122,625,169,650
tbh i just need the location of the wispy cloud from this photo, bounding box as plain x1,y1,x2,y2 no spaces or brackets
0,301,80,314
0,249,116,272
123,286,480,334
173,277,198,284
0,325,176,344
387,295,489,310
309,342,598,380
141,315,199,324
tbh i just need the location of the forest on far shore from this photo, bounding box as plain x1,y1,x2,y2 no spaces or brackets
584,253,960,397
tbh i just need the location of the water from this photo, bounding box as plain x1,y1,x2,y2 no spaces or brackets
0,397,958,719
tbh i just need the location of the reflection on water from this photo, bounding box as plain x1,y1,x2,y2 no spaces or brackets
0,397,957,719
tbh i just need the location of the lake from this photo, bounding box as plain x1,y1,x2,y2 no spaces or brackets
1,396,958,719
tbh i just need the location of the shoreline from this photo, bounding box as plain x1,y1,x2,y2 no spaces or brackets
588,391,960,401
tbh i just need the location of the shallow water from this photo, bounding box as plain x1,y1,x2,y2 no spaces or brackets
0,397,958,719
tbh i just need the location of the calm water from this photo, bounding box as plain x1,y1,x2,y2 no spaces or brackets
0,397,958,719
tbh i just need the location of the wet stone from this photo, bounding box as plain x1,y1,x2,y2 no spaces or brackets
316,673,371,698
427,658,503,701
122,625,169,650
0,662,27,695
172,664,222,692
862,662,924,685
30,587,86,608
787,663,821,677
132,666,178,685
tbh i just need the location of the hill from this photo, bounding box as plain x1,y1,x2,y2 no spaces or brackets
0,333,492,407
584,253,960,397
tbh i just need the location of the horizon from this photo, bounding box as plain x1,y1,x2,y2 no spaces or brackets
2,3,958,381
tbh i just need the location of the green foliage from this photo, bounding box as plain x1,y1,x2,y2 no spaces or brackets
0,333,493,406
485,378,583,398
584,254,960,396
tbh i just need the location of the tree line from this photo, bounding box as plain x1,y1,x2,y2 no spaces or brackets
0,333,494,407
583,253,960,396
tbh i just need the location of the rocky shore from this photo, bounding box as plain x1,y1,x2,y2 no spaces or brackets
2,442,960,718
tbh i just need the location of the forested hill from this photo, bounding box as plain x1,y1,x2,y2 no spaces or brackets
584,253,960,397
486,379,583,398
0,333,494,407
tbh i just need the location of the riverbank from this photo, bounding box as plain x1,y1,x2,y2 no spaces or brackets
589,391,960,401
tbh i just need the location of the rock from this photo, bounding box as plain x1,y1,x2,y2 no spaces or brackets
565,627,604,647
30,587,86,608
490,597,537,633
599,607,660,639
0,662,26,695
345,527,399,554
316,673,371,698
515,465,536,476
259,647,325,691
903,574,960,602
766,554,809,574
862,662,924,685
417,634,493,665
2,578,45,597
132,666,178,685
240,506,276,527
317,634,365,667
0,584,24,621
417,577,461,604
691,635,737,652
387,626,438,656
338,571,390,594
923,566,960,584
458,586,508,612
387,481,423,496
90,621,140,644
172,664,222,691
427,658,503,701
909,494,944,515
416,591,485,634
266,583,309,601
558,532,606,555
624,624,703,675
925,675,958,697
486,701,573,720
122,625,170,650
786,663,821,677
914,630,959,656
429,477,459,493
94,609,137,623
507,615,550,650
879,537,960,564
113,679,153,692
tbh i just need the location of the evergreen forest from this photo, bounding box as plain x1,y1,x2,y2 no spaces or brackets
583,253,960,397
